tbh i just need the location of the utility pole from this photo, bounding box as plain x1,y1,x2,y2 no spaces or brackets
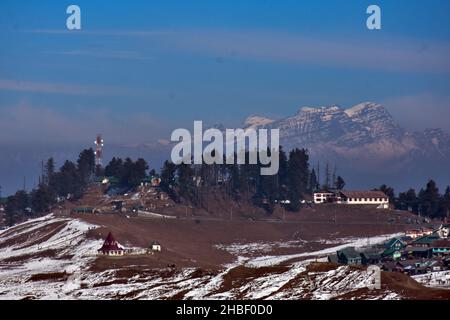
94,134,104,167
334,206,337,225
41,160,44,185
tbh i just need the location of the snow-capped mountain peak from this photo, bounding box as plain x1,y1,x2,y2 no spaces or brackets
344,102,382,117
243,115,275,129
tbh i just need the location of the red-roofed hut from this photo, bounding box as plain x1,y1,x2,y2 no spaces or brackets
98,232,124,256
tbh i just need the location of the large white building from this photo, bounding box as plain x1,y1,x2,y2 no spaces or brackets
338,190,389,206
313,190,389,208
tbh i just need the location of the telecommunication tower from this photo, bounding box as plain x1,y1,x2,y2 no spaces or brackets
94,134,104,167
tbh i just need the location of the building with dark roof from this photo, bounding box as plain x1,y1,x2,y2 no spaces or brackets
312,190,389,208
337,247,363,265
339,190,389,206
150,240,162,252
98,232,125,256
431,240,450,256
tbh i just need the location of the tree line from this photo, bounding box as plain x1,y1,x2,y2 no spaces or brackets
159,147,345,213
4,149,96,225
3,148,154,226
376,180,450,219
3,146,351,225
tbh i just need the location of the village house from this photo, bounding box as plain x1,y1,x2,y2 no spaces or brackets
98,232,125,256
381,237,407,259
404,247,431,259
72,207,97,214
422,228,434,236
382,261,404,273
406,229,425,239
337,247,363,265
360,250,382,265
313,190,336,204
150,241,162,252
411,235,441,248
430,240,450,257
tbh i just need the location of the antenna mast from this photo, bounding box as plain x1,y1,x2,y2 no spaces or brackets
94,134,104,167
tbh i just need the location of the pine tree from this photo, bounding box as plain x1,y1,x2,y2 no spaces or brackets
160,160,177,200
334,176,346,190
376,184,395,204
44,158,55,186
398,188,418,213
442,186,450,219
77,149,96,183
30,184,54,214
104,157,124,177
316,161,320,189
277,147,289,199
287,148,309,211
324,162,330,189
54,160,83,199
309,169,318,193
177,162,195,201
332,165,337,189
418,180,440,218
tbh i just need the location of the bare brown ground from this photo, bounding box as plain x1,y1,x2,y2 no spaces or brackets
27,272,69,282
74,202,420,272
380,271,450,300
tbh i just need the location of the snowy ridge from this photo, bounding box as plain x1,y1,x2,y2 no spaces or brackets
0,214,102,299
243,115,275,130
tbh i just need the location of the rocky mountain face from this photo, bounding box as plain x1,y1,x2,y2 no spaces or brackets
244,102,450,190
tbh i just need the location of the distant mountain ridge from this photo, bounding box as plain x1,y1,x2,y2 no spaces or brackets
242,102,450,190
243,102,449,158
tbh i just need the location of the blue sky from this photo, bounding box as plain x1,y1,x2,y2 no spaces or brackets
1,0,450,146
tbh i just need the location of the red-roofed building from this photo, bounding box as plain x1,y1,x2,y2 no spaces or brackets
431,240,450,256
339,190,389,206
98,232,125,256
313,190,389,208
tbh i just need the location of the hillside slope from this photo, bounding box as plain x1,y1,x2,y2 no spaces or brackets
1,214,449,300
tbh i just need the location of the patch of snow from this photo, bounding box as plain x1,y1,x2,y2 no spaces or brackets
246,233,402,267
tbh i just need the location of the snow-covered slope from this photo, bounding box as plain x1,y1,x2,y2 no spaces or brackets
0,215,446,300
0,214,102,299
